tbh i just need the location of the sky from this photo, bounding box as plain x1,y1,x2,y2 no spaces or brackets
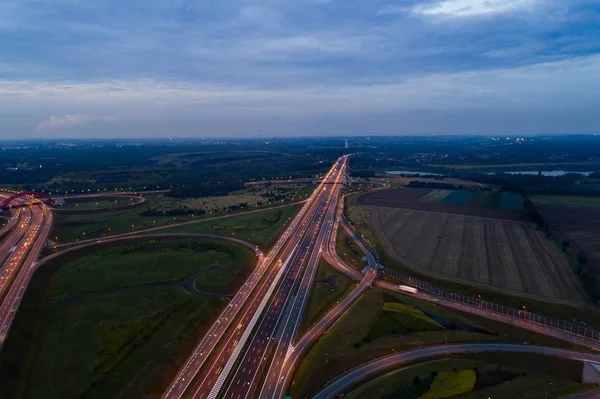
1,0,599,138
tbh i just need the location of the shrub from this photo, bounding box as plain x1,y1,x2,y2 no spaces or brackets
419,370,476,399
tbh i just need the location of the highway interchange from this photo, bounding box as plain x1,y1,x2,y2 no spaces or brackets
2,157,600,398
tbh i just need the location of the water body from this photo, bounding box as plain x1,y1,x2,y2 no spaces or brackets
501,170,593,177
386,170,444,176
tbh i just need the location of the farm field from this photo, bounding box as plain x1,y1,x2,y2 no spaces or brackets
537,205,600,269
371,207,585,303
358,188,527,221
533,195,600,209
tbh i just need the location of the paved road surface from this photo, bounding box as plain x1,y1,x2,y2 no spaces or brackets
0,193,52,346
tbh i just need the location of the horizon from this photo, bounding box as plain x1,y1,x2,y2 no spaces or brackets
2,1,599,138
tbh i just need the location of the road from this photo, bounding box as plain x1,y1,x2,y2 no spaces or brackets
0,193,52,346
262,193,379,399
162,156,348,399
312,343,600,399
217,157,349,399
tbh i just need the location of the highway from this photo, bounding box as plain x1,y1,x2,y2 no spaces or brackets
218,157,349,399
224,162,348,399
162,157,348,399
0,193,52,346
312,343,600,399
262,193,380,399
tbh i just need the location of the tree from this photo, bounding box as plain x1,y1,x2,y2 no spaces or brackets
577,253,588,266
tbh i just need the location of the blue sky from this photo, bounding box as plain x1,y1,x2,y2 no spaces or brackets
1,0,599,138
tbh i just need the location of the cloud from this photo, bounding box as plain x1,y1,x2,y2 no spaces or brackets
414,0,536,17
36,114,114,131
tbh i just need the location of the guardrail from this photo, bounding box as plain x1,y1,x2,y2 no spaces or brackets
381,267,600,343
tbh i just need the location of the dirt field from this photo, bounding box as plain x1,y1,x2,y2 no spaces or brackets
358,188,528,222
538,206,600,269
371,207,585,303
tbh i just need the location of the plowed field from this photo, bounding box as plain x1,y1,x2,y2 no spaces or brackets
371,207,585,303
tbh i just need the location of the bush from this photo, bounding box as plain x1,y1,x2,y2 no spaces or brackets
419,370,476,399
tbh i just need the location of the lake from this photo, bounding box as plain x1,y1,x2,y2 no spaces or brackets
386,170,444,177
503,170,594,177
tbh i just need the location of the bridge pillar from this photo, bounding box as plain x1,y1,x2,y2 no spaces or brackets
583,362,600,384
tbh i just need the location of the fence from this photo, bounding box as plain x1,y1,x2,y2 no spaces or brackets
341,217,600,344
381,267,600,343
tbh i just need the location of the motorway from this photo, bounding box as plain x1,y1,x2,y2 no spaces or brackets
162,156,349,399
0,194,52,346
312,343,600,399
4,161,600,398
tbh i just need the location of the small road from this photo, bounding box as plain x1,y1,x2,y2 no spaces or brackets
313,343,600,399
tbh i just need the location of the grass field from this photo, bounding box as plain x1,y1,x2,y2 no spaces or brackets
150,184,311,214
419,189,451,203
299,259,355,334
51,195,183,242
443,190,472,206
0,239,255,399
532,194,600,209
52,196,300,249
371,207,585,303
141,203,301,249
335,226,369,271
346,357,588,399
59,198,137,210
290,288,591,398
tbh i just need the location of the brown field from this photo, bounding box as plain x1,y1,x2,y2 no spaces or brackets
358,188,528,222
539,206,600,268
371,207,585,303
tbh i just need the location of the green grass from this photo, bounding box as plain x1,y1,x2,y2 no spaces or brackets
59,198,136,210
141,203,301,249
290,287,591,398
50,240,251,299
335,226,368,271
299,259,355,334
421,370,475,399
346,357,588,399
468,191,501,209
367,303,443,340
442,190,472,206
532,194,600,209
51,195,179,242
51,194,300,246
0,239,255,399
